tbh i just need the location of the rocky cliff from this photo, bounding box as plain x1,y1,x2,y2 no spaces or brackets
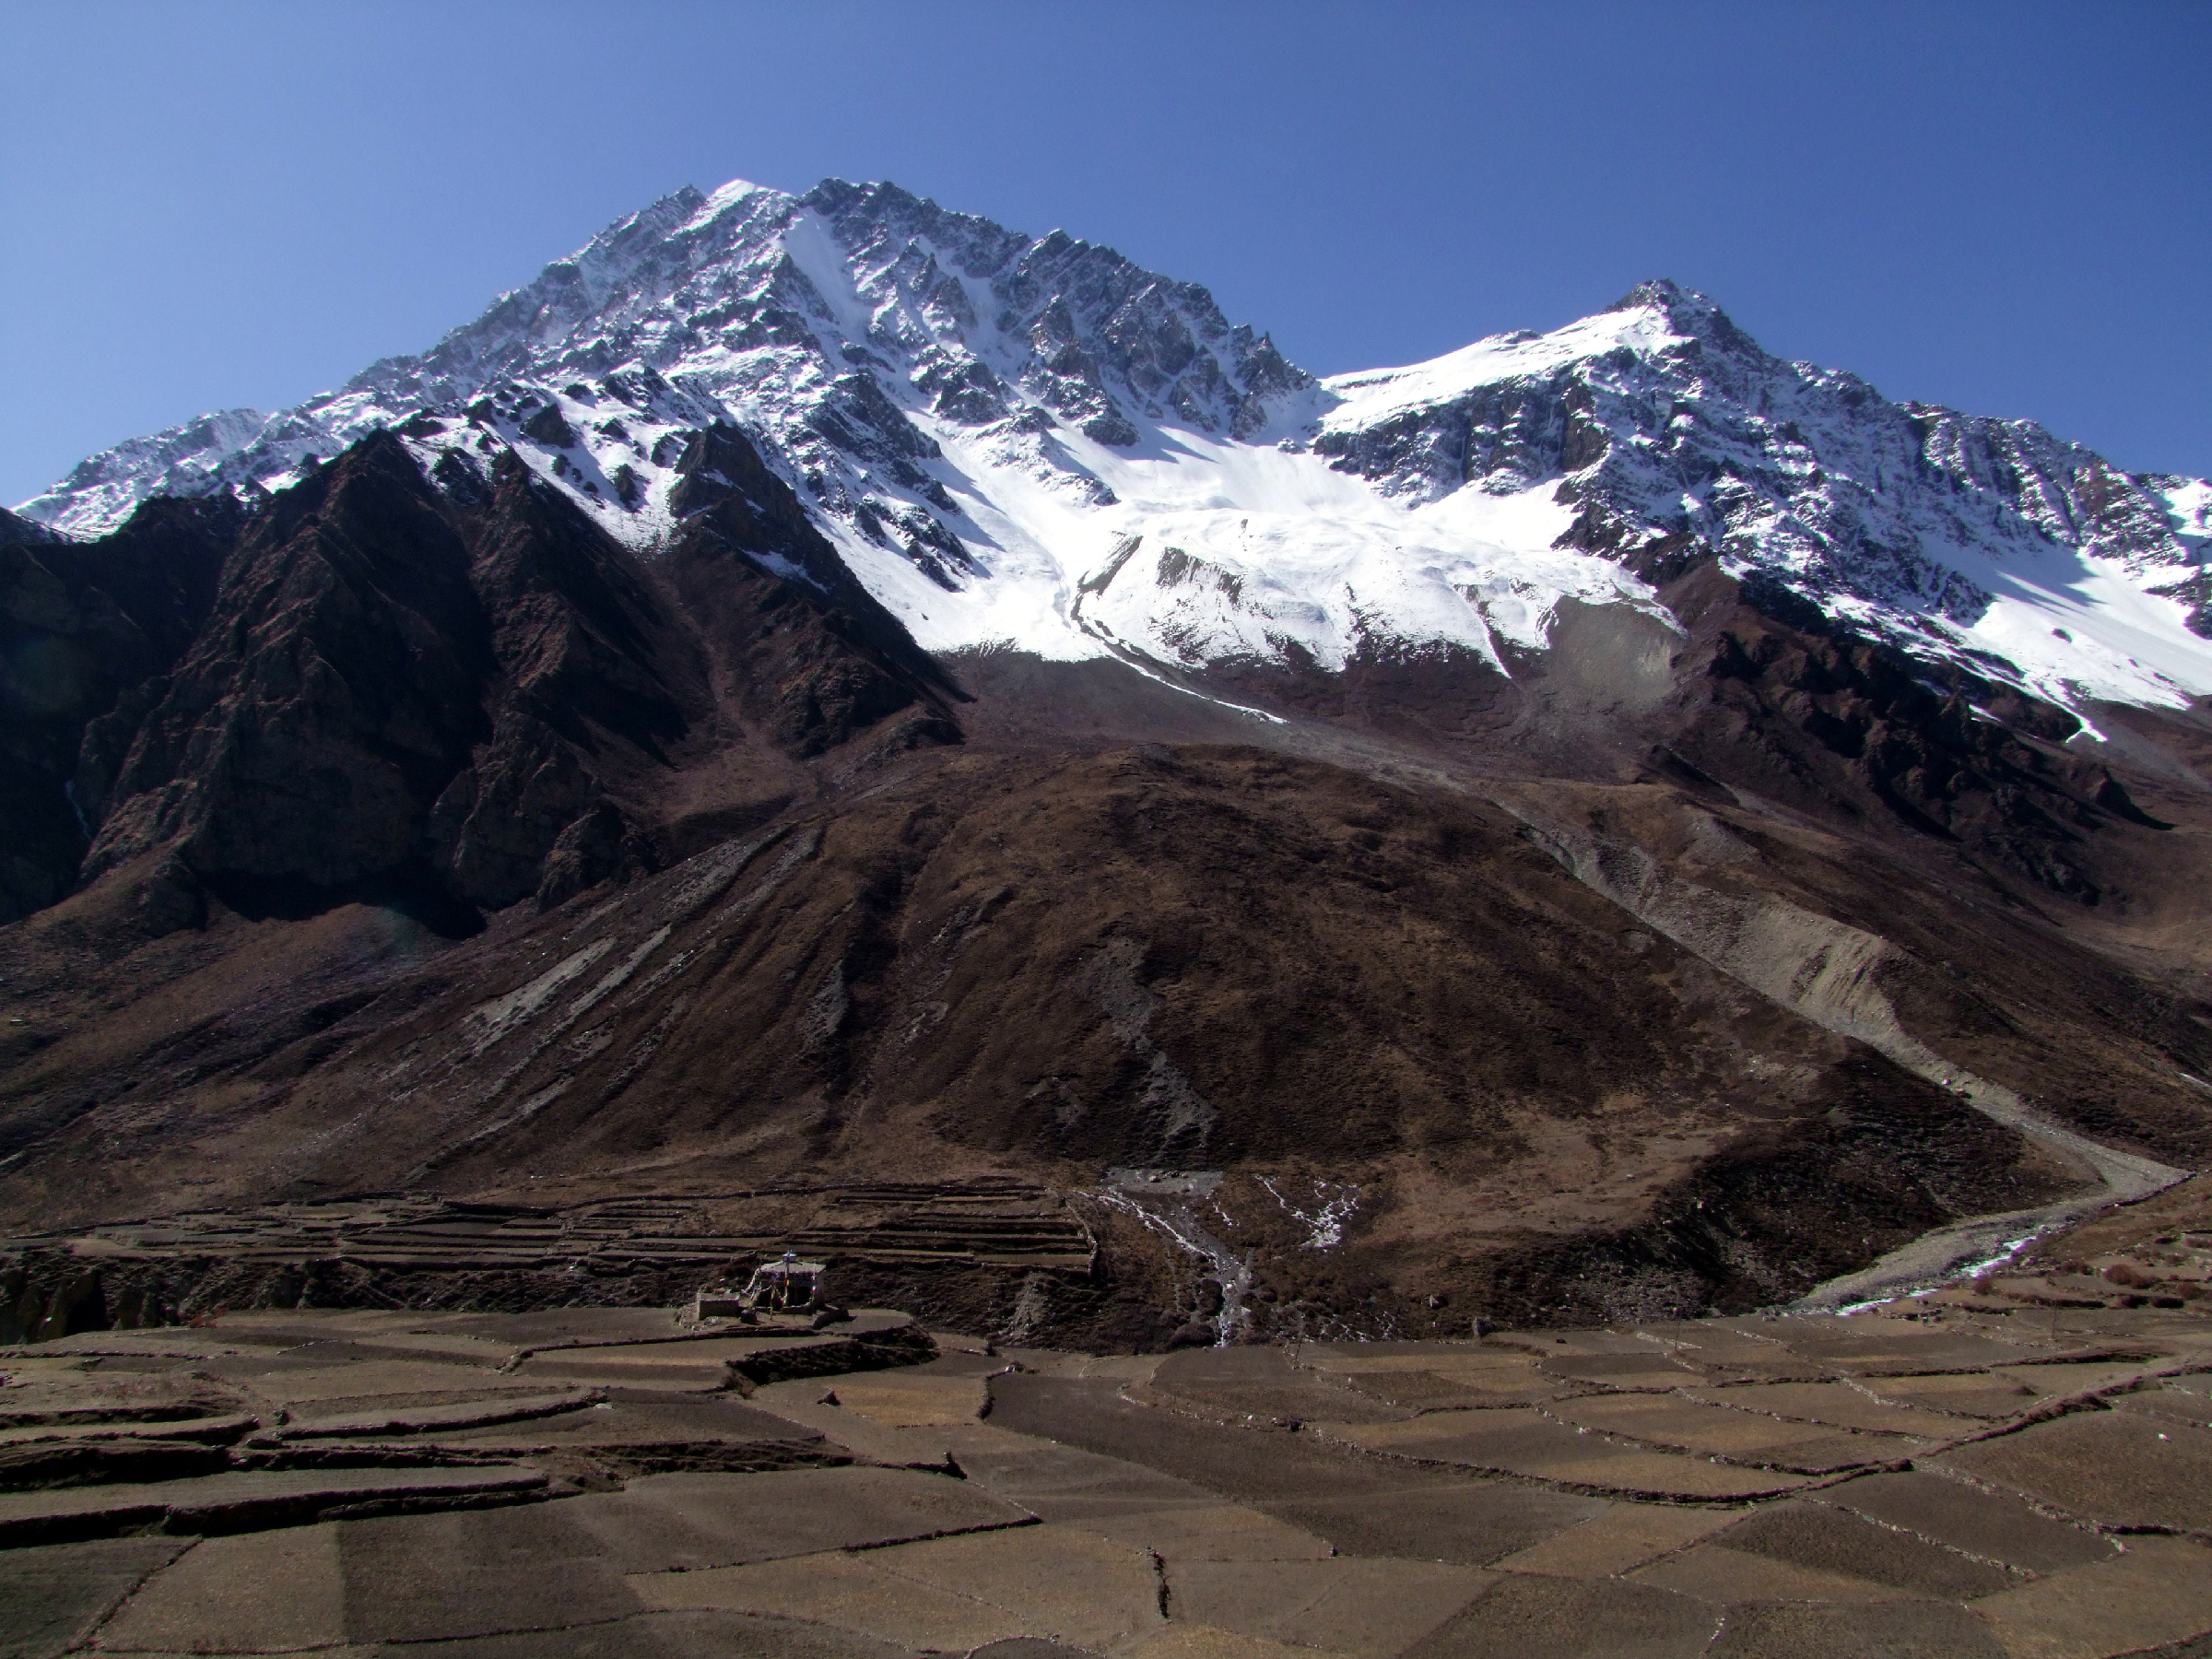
6,422,959,932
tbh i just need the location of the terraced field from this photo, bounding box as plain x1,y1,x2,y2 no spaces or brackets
6,1280,2211,1657
1,1182,1097,1343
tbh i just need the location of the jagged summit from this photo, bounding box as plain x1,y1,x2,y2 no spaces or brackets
1603,276,1745,335
18,180,2212,718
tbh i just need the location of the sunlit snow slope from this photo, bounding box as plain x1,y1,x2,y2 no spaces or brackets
20,178,2212,718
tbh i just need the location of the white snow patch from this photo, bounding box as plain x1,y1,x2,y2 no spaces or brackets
18,182,2212,723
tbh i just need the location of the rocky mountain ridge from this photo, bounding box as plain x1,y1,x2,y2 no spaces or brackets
0,418,959,929
18,179,2210,723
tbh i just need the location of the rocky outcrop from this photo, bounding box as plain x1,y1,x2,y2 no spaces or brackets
425,449,699,908
665,423,966,759
1313,365,1602,500
0,497,237,923
0,507,61,549
1656,560,2165,904
29,427,959,931
83,438,499,900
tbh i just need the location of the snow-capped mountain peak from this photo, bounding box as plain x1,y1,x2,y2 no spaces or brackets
18,185,2212,724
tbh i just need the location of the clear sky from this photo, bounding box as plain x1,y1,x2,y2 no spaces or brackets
4,0,2208,508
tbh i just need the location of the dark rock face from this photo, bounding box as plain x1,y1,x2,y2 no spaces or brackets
665,423,965,759
1314,367,1604,500
429,710,599,911
519,403,577,449
0,507,62,549
87,436,494,895
0,498,236,923
1656,559,2157,903
1,1258,116,1342
457,449,695,762
30,425,959,929
533,798,631,909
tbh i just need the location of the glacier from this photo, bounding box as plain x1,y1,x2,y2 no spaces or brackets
18,176,2212,722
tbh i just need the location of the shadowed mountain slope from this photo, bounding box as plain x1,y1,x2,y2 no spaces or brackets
5,424,2210,1341
6,180,2212,1345
21,426,960,937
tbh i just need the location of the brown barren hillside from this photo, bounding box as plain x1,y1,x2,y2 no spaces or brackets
5,422,2211,1347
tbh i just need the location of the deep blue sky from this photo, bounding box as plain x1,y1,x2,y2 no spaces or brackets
5,1,2209,507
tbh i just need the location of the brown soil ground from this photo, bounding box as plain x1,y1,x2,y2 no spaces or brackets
4,1292,2207,1658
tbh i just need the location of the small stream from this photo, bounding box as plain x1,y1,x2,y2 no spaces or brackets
1789,1065,2190,1312
1095,1170,1253,1346
1793,1203,2080,1313
1507,805,2191,1321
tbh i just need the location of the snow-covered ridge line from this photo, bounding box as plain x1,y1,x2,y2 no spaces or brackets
18,179,2212,717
